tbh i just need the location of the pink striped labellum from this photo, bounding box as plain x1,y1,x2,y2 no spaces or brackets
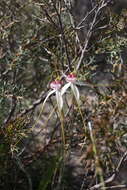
43,80,63,112
61,73,80,103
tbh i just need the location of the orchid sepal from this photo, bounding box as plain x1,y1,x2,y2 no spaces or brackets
61,82,71,95
56,90,63,112
70,83,80,103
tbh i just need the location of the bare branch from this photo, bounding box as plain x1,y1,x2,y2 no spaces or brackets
76,0,109,71
90,151,127,190
4,95,17,125
14,155,33,190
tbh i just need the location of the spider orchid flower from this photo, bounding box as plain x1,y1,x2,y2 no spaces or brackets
61,73,80,103
43,80,63,112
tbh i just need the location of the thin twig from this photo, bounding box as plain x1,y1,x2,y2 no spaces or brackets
14,155,33,190
104,184,127,189
76,0,109,71
4,95,17,125
51,0,71,70
18,91,47,117
89,151,127,190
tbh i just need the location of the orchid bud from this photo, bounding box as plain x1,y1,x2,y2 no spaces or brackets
66,73,77,83
50,80,62,90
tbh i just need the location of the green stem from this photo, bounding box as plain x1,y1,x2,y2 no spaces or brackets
88,122,106,190
59,111,65,151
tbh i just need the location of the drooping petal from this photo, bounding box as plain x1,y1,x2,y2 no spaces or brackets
42,89,56,108
56,90,63,112
71,83,80,103
61,82,71,95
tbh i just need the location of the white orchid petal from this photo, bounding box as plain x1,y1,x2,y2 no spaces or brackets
42,89,56,107
61,82,71,95
56,91,63,111
71,84,80,103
